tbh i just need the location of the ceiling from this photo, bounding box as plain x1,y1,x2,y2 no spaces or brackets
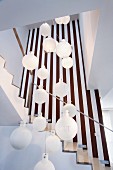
26,14,79,29
0,0,103,31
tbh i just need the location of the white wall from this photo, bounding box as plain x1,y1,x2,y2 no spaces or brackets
102,111,113,164
0,126,92,170
83,0,113,98
101,88,113,110
79,9,100,88
79,2,113,99
0,87,21,126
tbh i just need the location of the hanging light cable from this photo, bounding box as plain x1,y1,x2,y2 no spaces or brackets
33,83,113,133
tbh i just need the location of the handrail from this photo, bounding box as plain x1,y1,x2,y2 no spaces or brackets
13,28,25,56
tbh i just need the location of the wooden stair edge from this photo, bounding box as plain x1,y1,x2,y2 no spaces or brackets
61,140,93,169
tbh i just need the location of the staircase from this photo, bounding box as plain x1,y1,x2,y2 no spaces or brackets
0,55,112,169
64,141,113,170
0,56,28,121
63,141,113,170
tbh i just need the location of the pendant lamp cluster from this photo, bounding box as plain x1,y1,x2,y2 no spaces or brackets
21,16,73,72
9,15,113,170
10,15,79,170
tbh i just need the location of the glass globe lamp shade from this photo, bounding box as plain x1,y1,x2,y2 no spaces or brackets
62,16,70,24
55,16,70,25
22,51,38,71
53,40,59,53
34,153,55,170
55,79,68,98
46,130,61,153
33,113,47,131
34,85,48,104
62,103,77,117
62,57,73,69
10,122,32,150
37,66,49,80
55,110,78,141
43,37,57,53
55,17,63,24
56,40,72,58
40,23,51,37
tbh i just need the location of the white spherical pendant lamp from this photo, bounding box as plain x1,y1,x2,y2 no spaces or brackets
40,23,51,37
34,153,55,170
10,122,32,150
62,103,77,117
43,37,57,53
55,110,78,141
56,40,72,58
33,113,47,131
37,66,49,80
34,85,48,104
55,16,70,25
55,78,68,98
46,130,61,153
62,16,70,24
55,17,63,24
62,57,73,69
22,51,38,71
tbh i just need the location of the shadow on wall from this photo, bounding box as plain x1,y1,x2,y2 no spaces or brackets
0,144,42,170
0,87,21,126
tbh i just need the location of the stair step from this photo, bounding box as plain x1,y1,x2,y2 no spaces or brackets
1,69,13,85
92,158,112,170
77,149,91,163
64,141,77,152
